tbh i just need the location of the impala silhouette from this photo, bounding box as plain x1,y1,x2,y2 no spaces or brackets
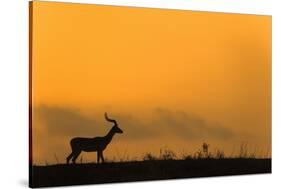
66,112,123,164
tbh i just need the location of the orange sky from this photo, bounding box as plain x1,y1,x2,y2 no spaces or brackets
31,1,271,164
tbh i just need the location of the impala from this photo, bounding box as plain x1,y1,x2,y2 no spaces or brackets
66,112,123,164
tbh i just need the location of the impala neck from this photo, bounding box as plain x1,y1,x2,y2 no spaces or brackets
104,127,116,144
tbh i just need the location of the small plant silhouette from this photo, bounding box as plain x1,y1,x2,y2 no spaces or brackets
160,148,176,160
202,142,211,158
143,152,157,161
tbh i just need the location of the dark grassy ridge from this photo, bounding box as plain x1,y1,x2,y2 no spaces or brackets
30,158,271,188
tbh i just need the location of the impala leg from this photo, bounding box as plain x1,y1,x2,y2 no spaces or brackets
66,152,74,164
100,151,105,163
72,151,81,164
97,151,101,164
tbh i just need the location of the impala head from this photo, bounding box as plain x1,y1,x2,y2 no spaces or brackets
105,112,123,134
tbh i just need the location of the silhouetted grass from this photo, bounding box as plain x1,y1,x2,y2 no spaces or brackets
31,158,271,187
30,143,271,187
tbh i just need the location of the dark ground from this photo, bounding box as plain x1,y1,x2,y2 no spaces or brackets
30,158,271,188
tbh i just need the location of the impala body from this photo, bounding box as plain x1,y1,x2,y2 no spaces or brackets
66,113,123,164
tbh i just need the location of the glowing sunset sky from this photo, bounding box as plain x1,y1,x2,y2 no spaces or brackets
30,1,271,164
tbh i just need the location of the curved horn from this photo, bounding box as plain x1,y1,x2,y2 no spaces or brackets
104,112,117,125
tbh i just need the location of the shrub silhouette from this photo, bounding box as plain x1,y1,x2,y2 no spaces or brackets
143,152,157,161
160,148,176,160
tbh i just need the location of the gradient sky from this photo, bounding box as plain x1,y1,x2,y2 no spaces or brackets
31,1,271,164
